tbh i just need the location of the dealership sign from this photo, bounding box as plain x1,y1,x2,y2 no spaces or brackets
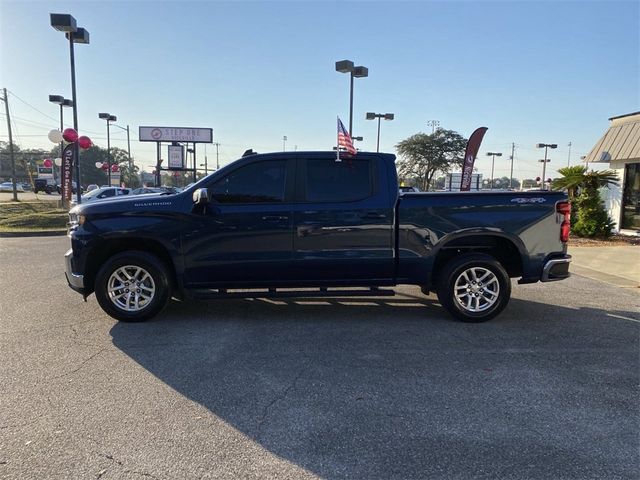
139,126,213,143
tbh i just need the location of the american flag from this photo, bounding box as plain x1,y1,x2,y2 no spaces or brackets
337,117,357,157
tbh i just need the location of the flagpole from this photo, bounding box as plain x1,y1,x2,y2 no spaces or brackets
336,116,341,162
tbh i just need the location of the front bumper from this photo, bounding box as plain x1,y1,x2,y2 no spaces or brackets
541,255,571,282
65,248,85,294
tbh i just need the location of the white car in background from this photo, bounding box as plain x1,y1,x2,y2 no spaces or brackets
71,186,130,205
0,181,25,192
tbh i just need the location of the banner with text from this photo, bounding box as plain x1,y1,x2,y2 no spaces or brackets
460,127,488,191
61,144,74,205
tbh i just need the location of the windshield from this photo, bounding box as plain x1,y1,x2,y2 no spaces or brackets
82,188,107,199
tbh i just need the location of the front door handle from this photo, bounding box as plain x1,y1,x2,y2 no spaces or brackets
262,215,289,221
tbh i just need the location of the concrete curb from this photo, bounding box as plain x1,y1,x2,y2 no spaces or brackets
0,230,67,238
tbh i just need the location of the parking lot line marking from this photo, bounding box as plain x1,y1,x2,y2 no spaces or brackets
607,313,640,323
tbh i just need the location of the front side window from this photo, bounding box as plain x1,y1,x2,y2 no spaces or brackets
210,160,287,204
305,158,372,202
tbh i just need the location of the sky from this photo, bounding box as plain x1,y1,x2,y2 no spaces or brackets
1,0,639,182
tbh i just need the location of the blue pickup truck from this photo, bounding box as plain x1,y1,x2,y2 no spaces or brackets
65,151,571,323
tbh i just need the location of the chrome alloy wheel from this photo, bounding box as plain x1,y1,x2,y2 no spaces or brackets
107,265,156,312
453,267,500,313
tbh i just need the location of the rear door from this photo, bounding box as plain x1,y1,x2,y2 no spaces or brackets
291,155,394,282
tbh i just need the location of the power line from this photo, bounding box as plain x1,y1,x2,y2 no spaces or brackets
6,89,60,124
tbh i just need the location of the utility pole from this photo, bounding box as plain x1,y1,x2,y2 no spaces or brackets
126,125,132,172
426,120,440,134
213,142,220,170
509,142,515,190
567,141,572,167
1,88,18,201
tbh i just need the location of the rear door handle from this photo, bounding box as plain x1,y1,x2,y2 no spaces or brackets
261,215,289,221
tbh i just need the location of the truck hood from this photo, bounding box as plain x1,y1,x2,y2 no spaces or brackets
70,193,185,216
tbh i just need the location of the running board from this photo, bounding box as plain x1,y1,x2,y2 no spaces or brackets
189,286,396,300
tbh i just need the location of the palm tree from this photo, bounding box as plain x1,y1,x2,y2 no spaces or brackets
552,166,618,200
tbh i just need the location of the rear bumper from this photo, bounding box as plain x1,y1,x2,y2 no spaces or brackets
541,255,571,282
65,248,85,294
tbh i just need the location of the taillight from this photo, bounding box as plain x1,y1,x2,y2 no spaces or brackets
557,201,571,242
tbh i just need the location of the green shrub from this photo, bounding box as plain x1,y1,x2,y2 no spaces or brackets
572,189,615,238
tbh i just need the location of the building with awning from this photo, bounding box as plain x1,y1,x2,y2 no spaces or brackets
584,111,640,234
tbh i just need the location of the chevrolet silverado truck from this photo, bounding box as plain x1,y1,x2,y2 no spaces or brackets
65,151,571,323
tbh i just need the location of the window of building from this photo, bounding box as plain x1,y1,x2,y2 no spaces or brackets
305,159,372,202
210,160,287,204
621,163,640,230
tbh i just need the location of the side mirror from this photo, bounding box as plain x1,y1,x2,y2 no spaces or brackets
193,188,209,205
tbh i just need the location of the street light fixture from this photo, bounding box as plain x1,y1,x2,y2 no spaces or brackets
536,143,557,190
50,13,90,204
486,152,502,190
283,135,287,152
335,59,369,136
98,113,117,185
366,112,394,152
49,95,73,183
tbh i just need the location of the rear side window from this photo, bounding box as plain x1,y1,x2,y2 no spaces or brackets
305,158,372,202
210,160,287,203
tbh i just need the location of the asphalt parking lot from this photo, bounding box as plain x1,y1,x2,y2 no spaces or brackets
1,236,638,479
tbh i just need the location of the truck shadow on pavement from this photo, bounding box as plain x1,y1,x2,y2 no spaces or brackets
109,293,639,479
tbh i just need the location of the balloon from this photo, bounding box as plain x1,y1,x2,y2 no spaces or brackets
48,129,63,144
95,162,103,169
54,158,62,167
101,163,109,171
111,164,119,172
62,128,78,143
43,158,53,168
78,136,92,149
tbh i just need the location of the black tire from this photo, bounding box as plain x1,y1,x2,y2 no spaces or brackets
94,251,171,322
436,253,511,323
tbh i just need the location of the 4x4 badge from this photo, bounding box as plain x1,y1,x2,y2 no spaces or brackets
510,197,546,204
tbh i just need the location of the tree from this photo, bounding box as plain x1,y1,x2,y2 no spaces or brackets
552,165,618,200
396,129,468,191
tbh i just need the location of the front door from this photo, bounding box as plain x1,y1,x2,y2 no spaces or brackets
183,158,294,287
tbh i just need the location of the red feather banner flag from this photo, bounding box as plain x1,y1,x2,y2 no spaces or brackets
460,127,488,191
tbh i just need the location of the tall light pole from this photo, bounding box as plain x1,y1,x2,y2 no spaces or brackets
427,120,440,134
366,112,394,152
486,152,502,190
48,95,73,183
50,13,89,204
283,135,287,151
335,60,369,137
111,123,132,175
98,113,117,185
567,141,572,167
509,142,515,190
536,143,557,190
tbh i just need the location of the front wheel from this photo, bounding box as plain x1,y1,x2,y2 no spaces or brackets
436,253,511,323
95,251,171,322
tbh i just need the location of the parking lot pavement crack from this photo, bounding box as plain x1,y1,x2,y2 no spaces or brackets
95,452,162,480
124,469,162,480
256,360,312,441
51,347,106,380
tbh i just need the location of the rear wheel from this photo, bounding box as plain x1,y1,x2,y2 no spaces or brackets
95,251,170,322
436,253,511,322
